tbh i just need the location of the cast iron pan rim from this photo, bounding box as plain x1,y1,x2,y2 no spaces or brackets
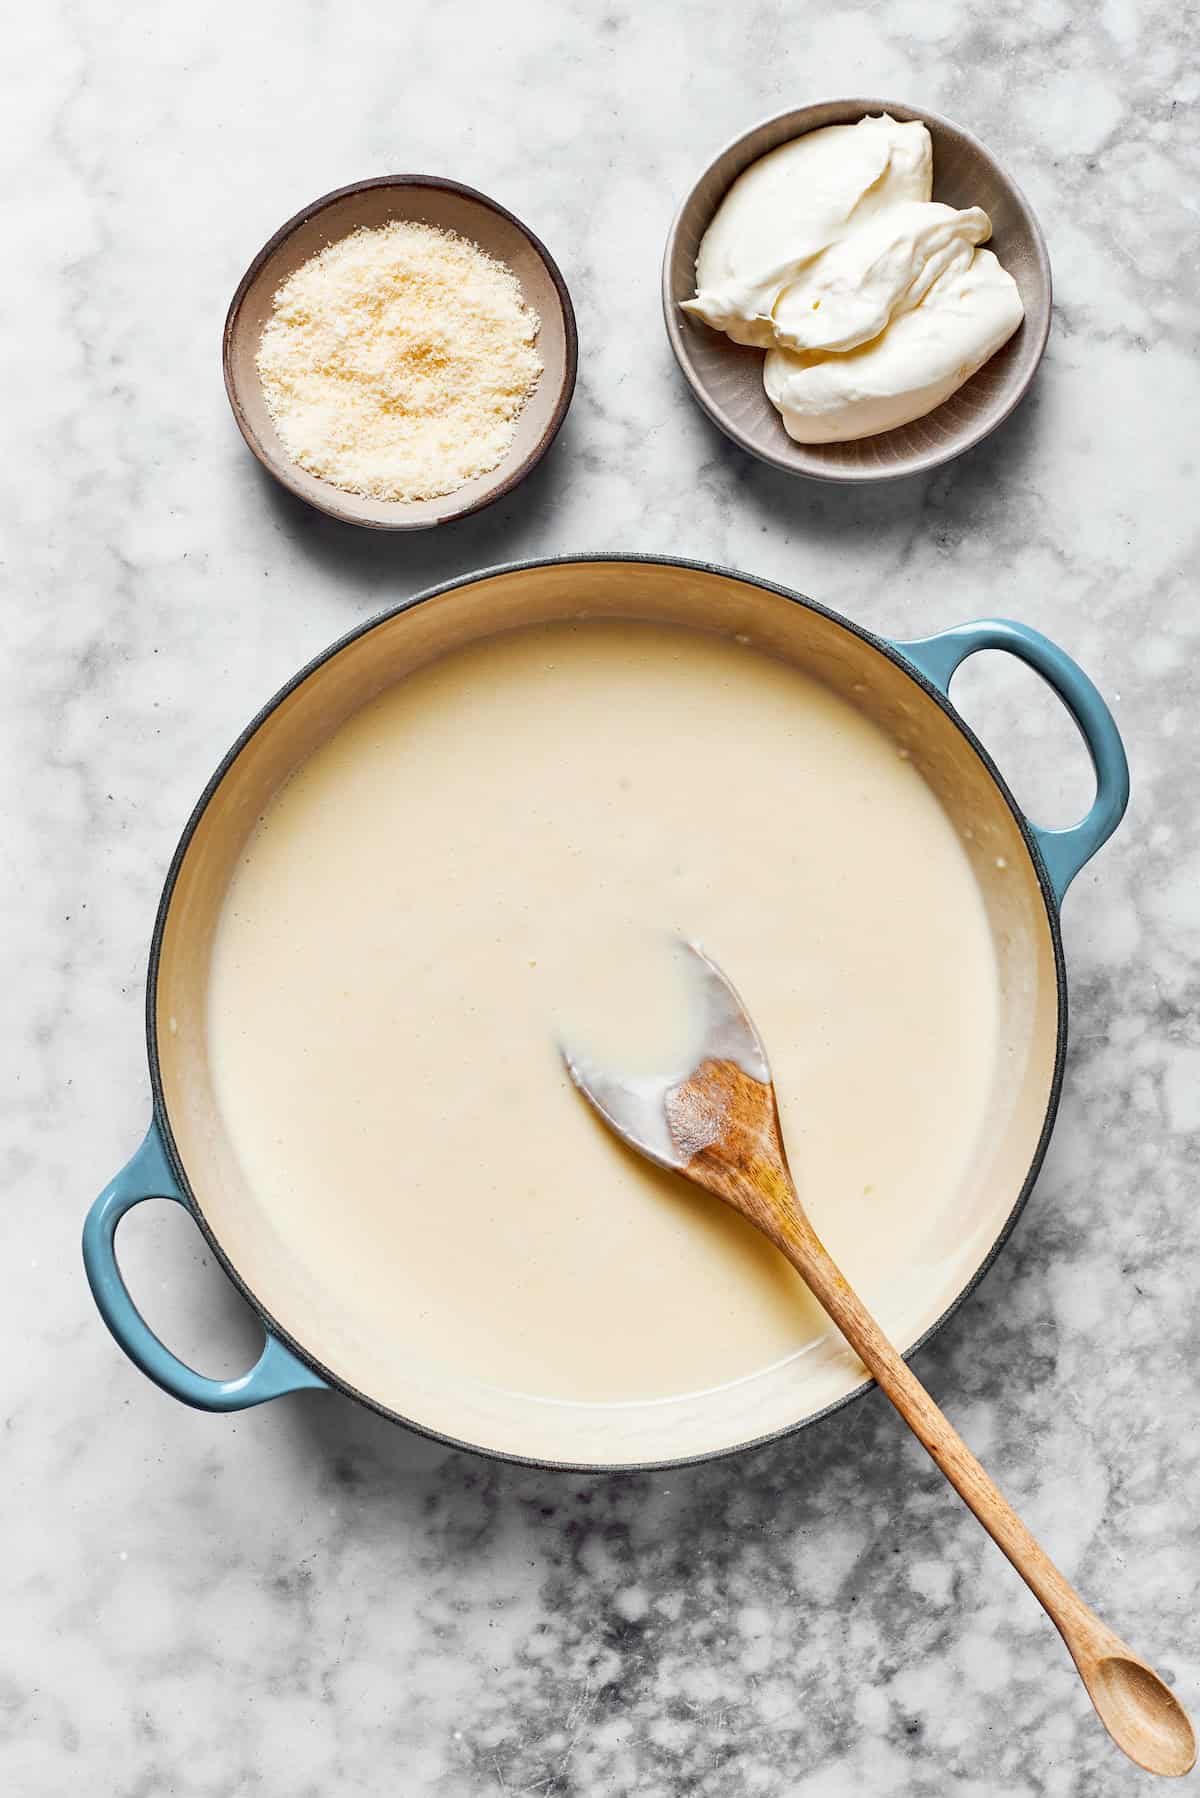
222,174,579,532
145,552,1068,1473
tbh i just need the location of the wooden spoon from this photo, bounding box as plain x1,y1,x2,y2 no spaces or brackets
562,940,1195,1777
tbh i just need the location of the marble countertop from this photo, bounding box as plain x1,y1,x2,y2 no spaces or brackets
7,2,1198,1792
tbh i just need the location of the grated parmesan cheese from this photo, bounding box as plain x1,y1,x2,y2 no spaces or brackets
255,220,543,503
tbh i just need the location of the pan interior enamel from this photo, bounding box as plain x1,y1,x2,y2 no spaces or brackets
156,563,1059,1464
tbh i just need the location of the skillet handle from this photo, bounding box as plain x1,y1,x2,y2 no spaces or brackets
82,1119,326,1411
892,618,1130,906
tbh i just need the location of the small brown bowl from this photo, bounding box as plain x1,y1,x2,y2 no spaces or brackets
224,176,577,530
663,100,1052,483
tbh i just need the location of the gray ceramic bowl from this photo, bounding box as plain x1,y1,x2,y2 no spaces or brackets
662,100,1052,482
224,176,577,530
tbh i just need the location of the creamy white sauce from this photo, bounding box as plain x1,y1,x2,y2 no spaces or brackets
207,621,1000,1404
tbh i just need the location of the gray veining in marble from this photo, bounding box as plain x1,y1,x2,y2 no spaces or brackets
4,1,1199,1793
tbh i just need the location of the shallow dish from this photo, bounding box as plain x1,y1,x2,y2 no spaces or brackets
223,176,577,530
663,100,1052,482
83,556,1126,1470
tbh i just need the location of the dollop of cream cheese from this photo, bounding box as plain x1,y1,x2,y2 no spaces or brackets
683,115,1024,442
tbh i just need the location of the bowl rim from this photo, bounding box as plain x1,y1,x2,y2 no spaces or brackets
144,551,1069,1474
662,98,1053,484
222,173,579,531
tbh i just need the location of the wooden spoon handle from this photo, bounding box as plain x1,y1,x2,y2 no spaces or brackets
783,1205,1094,1632
759,1187,1194,1773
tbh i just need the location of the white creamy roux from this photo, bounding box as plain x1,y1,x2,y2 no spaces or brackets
207,620,999,1403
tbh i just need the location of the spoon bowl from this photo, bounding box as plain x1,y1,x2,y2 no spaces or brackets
1088,1658,1196,1780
